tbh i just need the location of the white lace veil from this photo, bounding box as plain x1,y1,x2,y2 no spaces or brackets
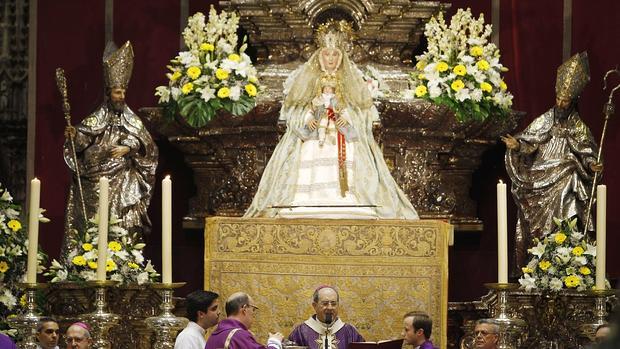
282,48,373,111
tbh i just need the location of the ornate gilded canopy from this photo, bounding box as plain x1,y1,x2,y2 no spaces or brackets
219,0,448,65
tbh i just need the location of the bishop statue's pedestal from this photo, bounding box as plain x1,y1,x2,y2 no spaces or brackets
204,217,452,348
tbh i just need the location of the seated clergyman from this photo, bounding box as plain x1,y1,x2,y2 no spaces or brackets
288,285,364,349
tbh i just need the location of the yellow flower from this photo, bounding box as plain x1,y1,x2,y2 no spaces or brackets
470,46,484,57
228,53,241,62
554,232,567,244
217,87,230,98
436,62,449,72
572,246,584,256
19,294,26,307
500,81,508,91
7,219,21,232
82,243,93,251
187,66,201,80
579,266,591,275
245,84,257,97
106,259,117,272
477,60,490,71
200,43,215,52
215,68,229,80
415,85,428,97
72,256,87,266
538,260,551,271
417,73,426,80
521,267,533,274
170,71,182,81
480,82,493,93
451,79,465,92
416,61,427,70
128,262,139,269
88,261,98,270
564,275,580,288
453,64,467,76
181,82,194,95
0,261,9,273
108,241,122,252
249,76,258,84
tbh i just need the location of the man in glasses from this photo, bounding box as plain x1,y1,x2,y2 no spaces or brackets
36,317,60,349
473,319,499,349
65,322,92,349
205,292,283,349
288,285,364,349
175,290,220,349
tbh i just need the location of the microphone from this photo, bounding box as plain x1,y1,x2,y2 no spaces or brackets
325,313,333,325
324,314,333,349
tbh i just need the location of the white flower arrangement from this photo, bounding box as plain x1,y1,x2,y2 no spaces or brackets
519,217,608,292
155,6,260,128
0,183,47,337
407,8,513,122
360,65,390,98
46,215,158,285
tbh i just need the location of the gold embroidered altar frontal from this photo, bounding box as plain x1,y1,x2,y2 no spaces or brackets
204,217,451,347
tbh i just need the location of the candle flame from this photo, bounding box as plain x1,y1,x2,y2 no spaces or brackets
165,175,171,180
499,179,504,184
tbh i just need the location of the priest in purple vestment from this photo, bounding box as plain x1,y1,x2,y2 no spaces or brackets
205,292,283,349
288,285,364,349
402,311,438,349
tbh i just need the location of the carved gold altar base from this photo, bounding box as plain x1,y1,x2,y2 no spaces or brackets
204,217,451,348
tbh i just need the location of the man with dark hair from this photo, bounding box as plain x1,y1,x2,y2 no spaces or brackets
205,292,283,349
174,290,220,349
288,285,364,349
402,311,437,349
473,319,499,349
36,317,60,349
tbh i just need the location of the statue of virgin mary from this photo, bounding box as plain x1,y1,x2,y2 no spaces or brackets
245,21,418,219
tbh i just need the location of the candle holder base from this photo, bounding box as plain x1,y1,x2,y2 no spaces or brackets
485,283,527,349
82,280,120,349
579,289,615,341
7,283,47,349
145,282,189,349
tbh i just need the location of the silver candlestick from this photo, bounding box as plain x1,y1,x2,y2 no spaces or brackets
579,289,615,341
485,283,527,349
82,280,120,349
8,282,47,349
145,282,189,349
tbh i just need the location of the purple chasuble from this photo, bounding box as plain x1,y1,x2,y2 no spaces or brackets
418,340,438,349
0,334,17,349
288,316,364,349
205,319,278,349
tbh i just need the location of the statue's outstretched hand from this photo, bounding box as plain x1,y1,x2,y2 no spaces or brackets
307,119,318,131
64,125,76,139
590,162,603,172
500,134,520,150
111,145,130,158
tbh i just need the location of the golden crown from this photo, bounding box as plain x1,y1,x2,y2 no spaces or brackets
315,20,355,51
556,52,590,101
103,41,134,90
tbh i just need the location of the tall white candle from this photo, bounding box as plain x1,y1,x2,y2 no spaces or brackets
96,177,109,281
595,185,606,290
26,178,41,284
162,175,172,284
497,180,508,284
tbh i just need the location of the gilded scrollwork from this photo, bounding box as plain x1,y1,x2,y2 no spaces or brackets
205,217,450,347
